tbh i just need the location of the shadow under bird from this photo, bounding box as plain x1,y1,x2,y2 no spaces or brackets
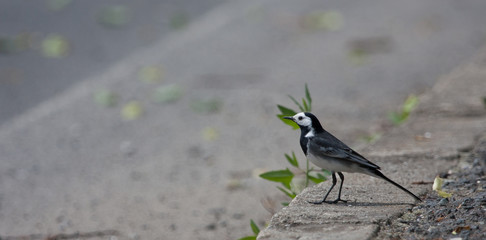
283,112,421,204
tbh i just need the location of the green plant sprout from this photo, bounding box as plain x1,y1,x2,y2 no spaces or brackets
262,84,329,205
388,94,419,125
277,83,312,129
240,84,329,239
238,219,260,240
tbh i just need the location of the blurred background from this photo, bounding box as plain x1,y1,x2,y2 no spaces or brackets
0,0,225,125
1,0,486,239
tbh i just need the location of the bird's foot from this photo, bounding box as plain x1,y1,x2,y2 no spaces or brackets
307,198,347,205
329,198,347,204
307,199,325,204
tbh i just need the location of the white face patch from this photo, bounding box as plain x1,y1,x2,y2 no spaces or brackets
292,112,312,127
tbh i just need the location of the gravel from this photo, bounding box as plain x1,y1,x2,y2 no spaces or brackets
377,147,486,240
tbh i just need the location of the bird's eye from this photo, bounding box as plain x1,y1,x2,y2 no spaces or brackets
298,116,303,120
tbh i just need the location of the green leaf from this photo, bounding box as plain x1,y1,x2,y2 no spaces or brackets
305,83,312,109
277,114,299,129
190,98,223,114
281,202,289,206
259,169,294,181
250,219,260,235
238,236,256,240
288,95,305,112
170,12,189,30
285,152,299,168
301,10,344,31
260,169,294,189
305,169,330,183
307,174,326,184
152,84,183,104
302,98,309,112
46,0,72,11
277,104,296,115
388,95,419,125
320,169,332,176
316,173,327,180
93,89,117,107
387,111,403,125
41,34,70,58
402,94,418,113
277,104,299,129
97,5,131,29
361,132,382,144
277,186,297,199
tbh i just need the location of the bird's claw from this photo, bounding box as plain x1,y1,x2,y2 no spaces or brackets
308,200,325,205
307,198,347,204
329,198,347,204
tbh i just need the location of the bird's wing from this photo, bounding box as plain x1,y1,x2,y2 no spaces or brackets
311,132,380,170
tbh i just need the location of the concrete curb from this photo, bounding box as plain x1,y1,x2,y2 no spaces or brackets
257,47,486,240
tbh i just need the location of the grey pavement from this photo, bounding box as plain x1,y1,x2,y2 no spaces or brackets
0,0,227,125
1,0,486,239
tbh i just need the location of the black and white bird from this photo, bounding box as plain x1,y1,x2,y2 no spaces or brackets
283,112,421,204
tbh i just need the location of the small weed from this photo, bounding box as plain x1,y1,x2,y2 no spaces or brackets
238,219,260,240
240,84,329,238
388,94,419,125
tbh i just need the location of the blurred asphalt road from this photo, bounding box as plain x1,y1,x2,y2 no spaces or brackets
1,0,486,239
0,0,226,125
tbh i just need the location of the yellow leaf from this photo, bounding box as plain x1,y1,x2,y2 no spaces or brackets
201,127,219,141
433,176,452,198
437,190,452,198
432,176,443,191
139,65,164,83
121,101,143,120
301,10,344,31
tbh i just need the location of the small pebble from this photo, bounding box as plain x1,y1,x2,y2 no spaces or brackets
120,140,136,156
205,223,217,231
439,198,449,206
455,219,465,225
427,226,437,233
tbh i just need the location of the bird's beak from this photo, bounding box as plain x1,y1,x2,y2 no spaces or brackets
283,116,294,121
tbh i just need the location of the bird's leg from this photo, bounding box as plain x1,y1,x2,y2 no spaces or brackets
308,172,337,204
330,172,348,204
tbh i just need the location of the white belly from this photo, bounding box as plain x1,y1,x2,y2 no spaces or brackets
307,153,363,173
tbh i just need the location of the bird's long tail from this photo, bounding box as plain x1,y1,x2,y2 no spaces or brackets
370,169,422,202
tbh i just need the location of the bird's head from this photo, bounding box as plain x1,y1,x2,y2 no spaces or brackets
283,112,313,128
284,112,324,136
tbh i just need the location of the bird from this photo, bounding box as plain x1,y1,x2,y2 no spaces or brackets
283,112,421,204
